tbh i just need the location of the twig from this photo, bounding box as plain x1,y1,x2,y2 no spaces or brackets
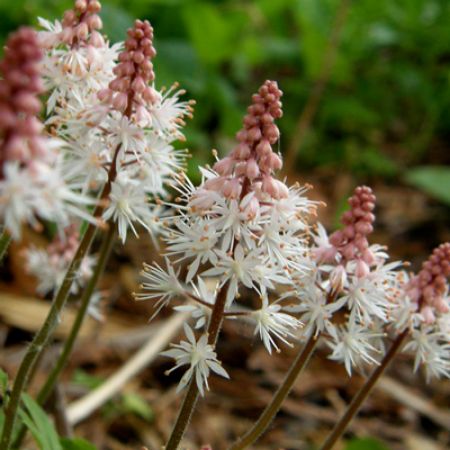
283,0,351,175
66,312,188,425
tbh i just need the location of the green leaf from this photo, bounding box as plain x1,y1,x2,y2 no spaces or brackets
19,393,62,450
182,3,245,66
405,166,450,205
0,369,8,394
121,393,154,422
72,369,104,390
345,437,391,450
60,437,98,450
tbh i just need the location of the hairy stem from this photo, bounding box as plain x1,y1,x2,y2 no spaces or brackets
165,283,229,450
0,142,121,450
38,224,115,406
0,231,11,263
319,330,408,450
11,225,116,449
229,332,319,450
0,218,99,450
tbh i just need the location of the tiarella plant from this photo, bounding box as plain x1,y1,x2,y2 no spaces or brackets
137,80,317,448
0,1,191,448
0,2,449,450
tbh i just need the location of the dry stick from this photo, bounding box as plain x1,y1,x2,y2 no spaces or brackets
67,312,188,425
319,330,408,450
12,225,116,449
0,143,121,450
229,332,320,450
282,0,351,176
165,283,230,450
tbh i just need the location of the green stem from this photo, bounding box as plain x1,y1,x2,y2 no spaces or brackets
0,230,11,263
319,330,408,450
0,219,99,450
165,283,229,450
0,141,121,450
11,225,116,450
38,224,115,406
229,332,319,450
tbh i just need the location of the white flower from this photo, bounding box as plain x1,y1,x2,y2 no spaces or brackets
340,274,390,324
24,246,95,296
403,328,450,380
210,198,255,252
135,258,186,317
0,163,38,239
253,297,302,353
149,83,192,138
286,285,346,337
167,218,219,282
174,277,217,329
0,158,96,240
107,115,146,161
327,321,384,375
102,175,158,243
203,244,264,305
161,324,229,396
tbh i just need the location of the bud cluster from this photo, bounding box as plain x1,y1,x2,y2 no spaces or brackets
0,28,92,240
394,243,450,380
328,186,376,267
287,186,402,375
0,28,45,168
193,81,287,216
25,225,96,296
98,19,159,119
59,0,104,48
406,243,450,323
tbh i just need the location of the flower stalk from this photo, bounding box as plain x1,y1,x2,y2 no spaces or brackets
38,224,116,406
319,330,408,450
165,283,229,450
229,332,319,450
11,223,116,449
0,140,120,450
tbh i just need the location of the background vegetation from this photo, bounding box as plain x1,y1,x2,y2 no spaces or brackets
1,0,449,193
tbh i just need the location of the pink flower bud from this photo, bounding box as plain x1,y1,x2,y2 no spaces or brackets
355,259,370,278
234,143,251,160
269,152,282,170
112,92,128,111
213,157,235,176
420,305,435,324
245,159,260,180
256,139,272,157
223,178,241,199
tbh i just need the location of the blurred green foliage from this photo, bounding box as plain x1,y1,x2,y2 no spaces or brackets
0,0,449,194
345,437,391,450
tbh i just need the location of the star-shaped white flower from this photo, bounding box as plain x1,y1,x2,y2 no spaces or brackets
162,324,229,396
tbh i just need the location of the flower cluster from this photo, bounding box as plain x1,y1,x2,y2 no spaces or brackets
138,80,317,394
39,0,120,116
286,187,402,374
24,225,95,296
395,243,450,380
39,4,193,243
0,27,92,240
